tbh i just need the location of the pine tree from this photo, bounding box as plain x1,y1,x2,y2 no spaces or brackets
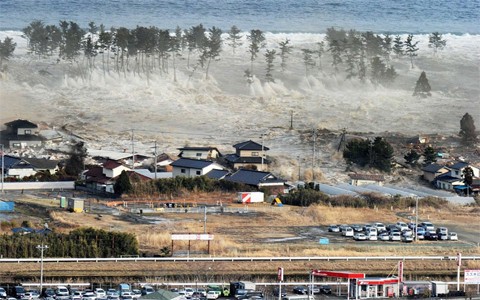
264,49,276,82
392,35,404,57
428,32,447,55
301,49,316,77
278,38,292,72
226,25,242,54
404,149,420,166
0,37,16,66
114,170,132,196
64,141,87,177
459,113,477,144
423,146,437,165
404,34,419,68
247,29,265,73
413,71,431,97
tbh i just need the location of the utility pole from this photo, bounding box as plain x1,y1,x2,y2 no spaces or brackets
131,129,135,169
1,144,4,194
153,141,158,180
203,206,207,234
414,197,419,242
290,111,293,130
36,243,49,293
261,134,265,171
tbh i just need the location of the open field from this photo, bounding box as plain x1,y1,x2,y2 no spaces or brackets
0,191,479,281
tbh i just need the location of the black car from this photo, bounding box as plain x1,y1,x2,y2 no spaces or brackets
293,286,307,295
273,287,287,297
319,285,332,294
43,288,56,298
424,231,438,240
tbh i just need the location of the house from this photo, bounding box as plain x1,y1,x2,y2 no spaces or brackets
23,157,59,174
225,169,286,194
422,163,449,183
447,161,480,179
84,160,132,193
205,169,230,180
225,140,270,171
435,173,464,191
1,155,36,179
349,173,385,186
177,146,222,160
170,158,224,177
3,119,43,148
133,169,173,180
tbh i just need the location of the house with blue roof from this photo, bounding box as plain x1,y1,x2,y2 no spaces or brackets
170,158,224,177
448,161,479,179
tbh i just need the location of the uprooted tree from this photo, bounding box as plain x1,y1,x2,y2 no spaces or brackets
459,112,477,145
413,71,431,97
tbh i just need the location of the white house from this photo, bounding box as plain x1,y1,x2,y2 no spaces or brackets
102,160,131,178
170,158,223,177
448,161,480,179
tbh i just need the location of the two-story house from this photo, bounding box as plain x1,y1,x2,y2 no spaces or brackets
225,140,270,171
84,160,132,193
177,146,222,160
422,163,450,183
4,119,43,148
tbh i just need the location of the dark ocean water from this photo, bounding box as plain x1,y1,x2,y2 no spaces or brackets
0,0,479,34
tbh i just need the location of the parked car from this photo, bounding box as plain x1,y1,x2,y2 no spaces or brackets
131,290,141,299
120,292,134,300
273,287,287,297
195,289,207,297
408,222,417,230
436,227,448,235
351,225,363,232
56,286,70,299
140,287,154,296
191,292,205,300
354,233,367,241
293,286,308,295
70,291,83,300
402,235,413,243
338,224,349,232
449,232,458,241
42,288,56,299
424,231,438,240
379,233,390,241
415,226,426,236
374,223,386,231
82,291,97,300
420,221,434,231
107,289,119,297
319,286,332,295
438,233,449,241
95,288,107,298
342,227,354,237
389,232,401,241
206,291,221,300
328,225,340,232
395,222,409,231
107,295,120,300
0,288,7,298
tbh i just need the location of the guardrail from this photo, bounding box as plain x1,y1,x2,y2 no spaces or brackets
0,255,478,264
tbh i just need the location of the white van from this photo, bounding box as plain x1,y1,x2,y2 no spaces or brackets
342,227,354,237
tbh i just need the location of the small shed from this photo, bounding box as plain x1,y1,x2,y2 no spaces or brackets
68,198,84,213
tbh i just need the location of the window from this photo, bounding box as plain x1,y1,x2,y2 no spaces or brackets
251,152,259,156
455,171,459,175
24,130,31,135
181,169,186,173
196,170,201,175
196,153,202,157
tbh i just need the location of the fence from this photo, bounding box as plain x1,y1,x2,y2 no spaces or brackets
1,181,75,190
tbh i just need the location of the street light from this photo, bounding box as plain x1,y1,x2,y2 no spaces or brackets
36,243,49,293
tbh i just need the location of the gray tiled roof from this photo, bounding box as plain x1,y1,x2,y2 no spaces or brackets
233,140,270,151
205,169,230,179
170,158,215,169
450,161,469,170
5,119,38,128
225,169,284,186
422,163,447,173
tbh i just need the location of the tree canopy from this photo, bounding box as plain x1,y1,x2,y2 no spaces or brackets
459,113,477,144
343,137,394,172
413,71,431,97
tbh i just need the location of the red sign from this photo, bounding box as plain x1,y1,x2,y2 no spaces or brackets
278,267,284,281
398,261,404,283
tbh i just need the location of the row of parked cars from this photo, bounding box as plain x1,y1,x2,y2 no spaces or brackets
327,221,458,242
0,285,157,300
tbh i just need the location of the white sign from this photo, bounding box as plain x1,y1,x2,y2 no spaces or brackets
171,234,214,241
278,267,284,281
465,269,480,284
